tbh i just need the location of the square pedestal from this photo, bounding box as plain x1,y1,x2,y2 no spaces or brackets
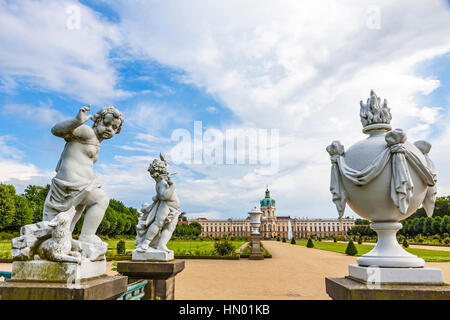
326,277,450,300
117,260,185,300
0,275,127,300
348,264,444,284
12,259,106,282
249,235,264,260
132,249,174,261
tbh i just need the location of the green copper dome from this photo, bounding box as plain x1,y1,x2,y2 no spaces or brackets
260,187,275,207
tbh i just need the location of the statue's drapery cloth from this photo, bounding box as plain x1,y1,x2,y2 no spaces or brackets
135,184,180,248
327,130,436,217
43,177,99,221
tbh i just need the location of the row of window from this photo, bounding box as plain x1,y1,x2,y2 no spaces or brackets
203,224,351,233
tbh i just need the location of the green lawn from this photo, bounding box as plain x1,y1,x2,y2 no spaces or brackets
107,240,246,255
1,240,246,256
296,240,450,262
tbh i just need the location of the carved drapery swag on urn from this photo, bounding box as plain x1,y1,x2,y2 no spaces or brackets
327,91,437,218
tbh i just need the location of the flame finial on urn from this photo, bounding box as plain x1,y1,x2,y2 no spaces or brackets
360,90,392,133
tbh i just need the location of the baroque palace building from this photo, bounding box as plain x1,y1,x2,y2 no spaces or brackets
190,187,355,239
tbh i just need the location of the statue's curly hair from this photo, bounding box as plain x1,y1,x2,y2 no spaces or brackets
148,158,168,179
92,106,124,134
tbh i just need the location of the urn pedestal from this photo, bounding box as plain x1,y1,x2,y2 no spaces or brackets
326,276,450,300
249,234,264,260
117,260,185,300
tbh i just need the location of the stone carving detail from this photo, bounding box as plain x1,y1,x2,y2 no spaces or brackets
133,154,180,261
326,90,438,268
359,90,392,127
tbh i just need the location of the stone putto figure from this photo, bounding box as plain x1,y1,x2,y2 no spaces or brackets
43,105,124,245
10,105,123,281
133,154,180,261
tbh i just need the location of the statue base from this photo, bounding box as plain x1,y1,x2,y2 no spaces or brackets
132,249,174,262
348,264,444,284
249,234,264,260
117,260,185,300
0,275,127,300
325,277,450,300
357,222,425,268
11,259,106,282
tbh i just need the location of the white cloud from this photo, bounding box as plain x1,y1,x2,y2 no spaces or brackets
0,0,128,104
0,136,54,190
106,0,450,218
1,103,68,126
4,1,445,219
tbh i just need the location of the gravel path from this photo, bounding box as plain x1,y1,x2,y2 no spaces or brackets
1,241,449,299
174,241,450,300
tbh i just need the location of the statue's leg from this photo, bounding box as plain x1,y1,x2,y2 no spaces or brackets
157,212,180,252
138,224,161,250
79,188,109,241
138,214,167,251
70,204,86,232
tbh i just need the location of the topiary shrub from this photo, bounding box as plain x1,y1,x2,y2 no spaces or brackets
290,238,296,244
214,240,234,256
306,238,314,248
276,236,281,241
116,240,126,255
357,237,362,245
345,240,358,256
282,238,286,243
333,237,337,243
402,238,409,248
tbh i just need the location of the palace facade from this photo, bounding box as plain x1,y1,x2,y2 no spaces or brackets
190,187,355,239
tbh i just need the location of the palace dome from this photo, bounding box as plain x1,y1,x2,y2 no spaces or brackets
260,187,275,207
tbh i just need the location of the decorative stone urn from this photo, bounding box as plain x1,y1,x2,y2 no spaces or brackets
249,206,263,235
326,90,437,268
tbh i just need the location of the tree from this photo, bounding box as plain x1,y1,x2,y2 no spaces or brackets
0,184,16,230
189,222,202,237
306,238,314,248
441,216,450,234
116,240,126,255
12,194,33,230
423,217,433,235
178,211,187,222
345,240,358,256
23,184,49,223
432,217,442,235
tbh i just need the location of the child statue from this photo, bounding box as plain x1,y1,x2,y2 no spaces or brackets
43,105,124,246
134,154,180,260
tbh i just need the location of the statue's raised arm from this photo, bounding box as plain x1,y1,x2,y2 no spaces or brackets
51,105,93,140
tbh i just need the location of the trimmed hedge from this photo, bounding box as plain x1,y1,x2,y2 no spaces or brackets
345,240,358,256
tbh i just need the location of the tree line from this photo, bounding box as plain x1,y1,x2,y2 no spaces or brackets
0,183,203,239
348,196,450,237
0,184,138,237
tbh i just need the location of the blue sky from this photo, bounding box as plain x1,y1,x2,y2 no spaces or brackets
1,0,450,220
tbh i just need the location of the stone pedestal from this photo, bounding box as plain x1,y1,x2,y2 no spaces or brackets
132,249,174,261
249,235,264,260
357,222,425,268
348,264,444,284
11,259,106,282
117,260,185,300
325,277,450,300
0,275,127,300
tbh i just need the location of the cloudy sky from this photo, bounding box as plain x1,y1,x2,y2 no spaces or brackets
1,0,449,220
